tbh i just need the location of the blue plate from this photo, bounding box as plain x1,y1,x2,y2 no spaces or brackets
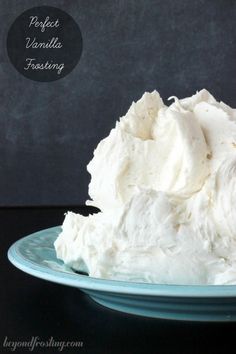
7,226,236,322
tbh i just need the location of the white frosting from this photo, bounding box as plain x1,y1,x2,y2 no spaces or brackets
54,89,236,285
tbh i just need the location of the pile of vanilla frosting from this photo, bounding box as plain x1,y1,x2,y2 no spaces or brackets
54,89,236,285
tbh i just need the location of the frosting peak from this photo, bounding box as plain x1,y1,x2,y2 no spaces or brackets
55,89,236,285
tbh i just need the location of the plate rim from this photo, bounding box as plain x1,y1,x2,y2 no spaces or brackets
7,226,236,298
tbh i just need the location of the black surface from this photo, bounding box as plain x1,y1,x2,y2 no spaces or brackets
1,206,236,354
1,0,236,206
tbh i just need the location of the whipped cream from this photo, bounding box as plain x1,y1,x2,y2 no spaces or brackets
54,89,236,285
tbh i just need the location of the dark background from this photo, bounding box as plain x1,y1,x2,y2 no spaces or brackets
2,3,236,351
1,0,236,206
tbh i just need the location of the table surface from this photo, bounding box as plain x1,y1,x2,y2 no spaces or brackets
1,206,236,354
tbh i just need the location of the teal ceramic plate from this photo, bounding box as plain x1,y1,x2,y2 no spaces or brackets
7,226,236,322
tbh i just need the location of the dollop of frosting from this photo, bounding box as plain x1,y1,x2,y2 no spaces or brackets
54,89,236,285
